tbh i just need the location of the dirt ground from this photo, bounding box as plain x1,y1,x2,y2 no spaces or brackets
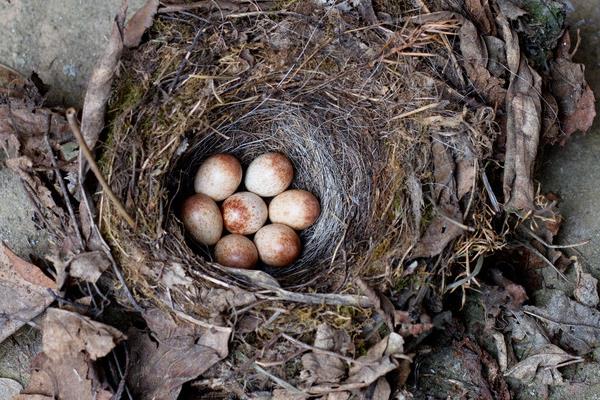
542,1,600,279
0,0,599,398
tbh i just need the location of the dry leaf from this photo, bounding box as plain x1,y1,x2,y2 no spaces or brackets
127,308,231,400
0,105,71,165
272,389,308,400
0,64,29,98
0,243,54,343
505,344,581,385
465,0,495,35
0,377,22,398
197,286,257,313
162,262,193,289
394,311,433,337
68,251,111,283
356,278,395,330
43,308,125,361
574,271,599,308
456,159,476,199
459,19,506,105
489,269,528,310
540,91,561,144
503,58,541,211
80,2,126,149
308,334,404,395
326,392,351,400
15,352,114,400
524,291,600,355
483,36,507,78
81,0,160,149
347,333,404,386
16,309,125,400
124,0,160,48
550,31,596,140
301,324,352,385
413,141,464,258
354,377,391,400
496,0,527,20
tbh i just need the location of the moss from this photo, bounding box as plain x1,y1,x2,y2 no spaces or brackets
513,0,565,69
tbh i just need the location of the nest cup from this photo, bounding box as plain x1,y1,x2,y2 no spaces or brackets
170,105,376,281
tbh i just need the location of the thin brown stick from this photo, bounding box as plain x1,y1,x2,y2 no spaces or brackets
66,108,136,229
253,363,306,394
281,333,359,365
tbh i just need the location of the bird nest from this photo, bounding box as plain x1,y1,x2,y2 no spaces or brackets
100,2,498,317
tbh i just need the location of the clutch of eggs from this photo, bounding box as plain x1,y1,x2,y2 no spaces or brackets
182,152,320,270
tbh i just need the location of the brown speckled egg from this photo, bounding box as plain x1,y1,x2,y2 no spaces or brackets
214,234,258,269
269,189,320,230
181,193,222,245
194,154,242,201
245,153,294,197
254,224,301,267
222,192,268,235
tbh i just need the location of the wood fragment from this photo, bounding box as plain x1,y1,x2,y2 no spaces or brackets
66,108,136,229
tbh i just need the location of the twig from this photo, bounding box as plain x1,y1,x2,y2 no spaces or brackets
253,363,306,395
440,213,475,232
445,256,484,292
281,333,358,365
544,357,584,370
43,115,83,248
517,241,568,281
66,108,136,229
78,187,142,312
0,312,40,329
111,345,132,400
227,10,293,18
257,288,373,308
482,169,501,213
256,349,306,367
519,225,589,249
171,308,232,333
523,310,600,331
390,102,441,121
168,27,206,94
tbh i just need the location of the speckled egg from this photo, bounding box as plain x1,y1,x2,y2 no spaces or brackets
245,153,294,197
269,189,320,230
214,234,258,269
222,192,268,235
181,193,223,245
194,154,242,201
254,224,301,267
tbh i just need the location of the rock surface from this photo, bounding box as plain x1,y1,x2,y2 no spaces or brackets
541,1,600,280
